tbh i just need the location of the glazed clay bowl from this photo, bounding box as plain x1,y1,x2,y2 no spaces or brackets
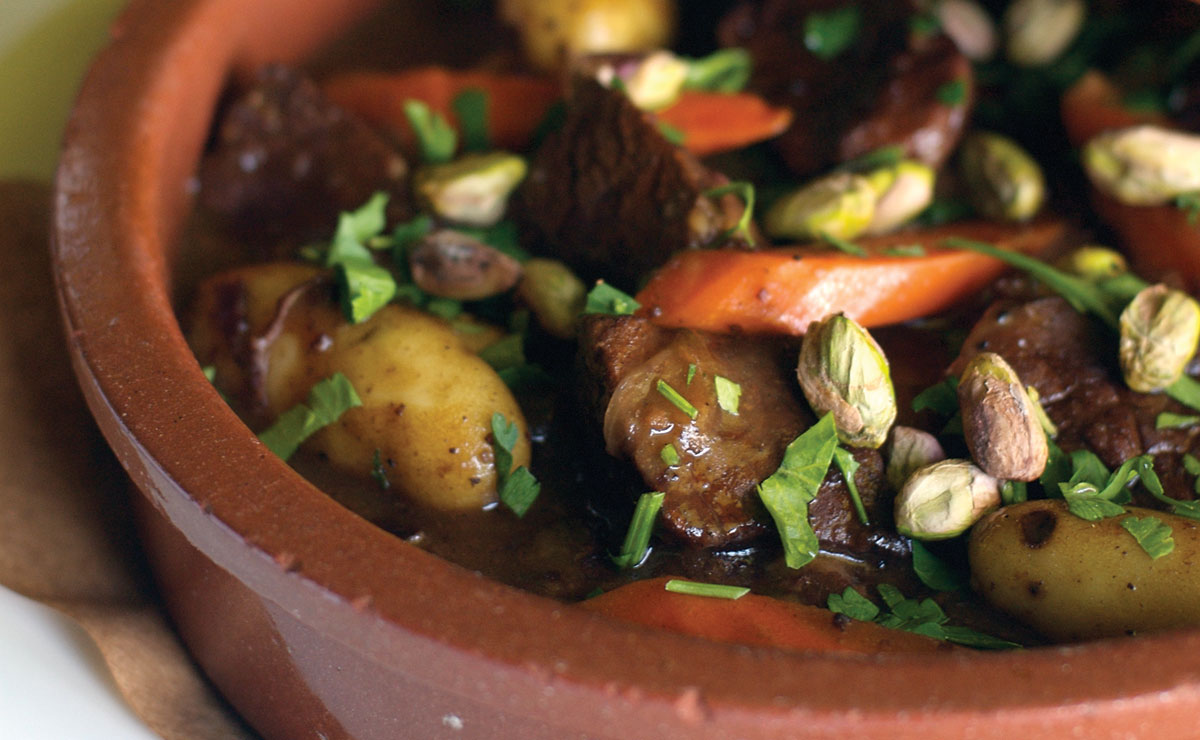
51,1,1200,738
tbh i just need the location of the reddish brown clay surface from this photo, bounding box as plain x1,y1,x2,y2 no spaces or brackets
50,0,1200,738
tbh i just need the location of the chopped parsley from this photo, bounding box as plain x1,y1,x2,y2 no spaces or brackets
829,584,1019,649
371,449,390,490
664,579,750,600
584,281,640,315
912,376,959,416
803,6,861,61
1001,480,1028,505
682,47,752,93
757,413,839,569
832,447,868,525
935,78,968,106
714,375,741,415
612,492,666,569
656,120,686,145
451,88,490,152
880,244,927,257
1175,191,1200,225
686,363,697,385
490,412,540,517
657,379,698,419
910,540,966,592
258,373,362,461
325,193,398,324
402,99,457,164
1121,516,1175,560
703,181,757,246
1156,412,1200,430
660,443,681,466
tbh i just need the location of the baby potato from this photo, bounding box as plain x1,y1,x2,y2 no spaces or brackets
969,499,1200,641
189,263,530,511
500,0,676,72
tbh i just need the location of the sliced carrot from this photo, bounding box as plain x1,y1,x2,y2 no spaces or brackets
323,67,562,154
1060,71,1200,291
635,219,1068,335
657,90,793,156
581,577,948,654
323,67,793,158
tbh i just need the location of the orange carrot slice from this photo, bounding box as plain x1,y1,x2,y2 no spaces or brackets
323,67,793,157
635,220,1068,335
582,577,948,654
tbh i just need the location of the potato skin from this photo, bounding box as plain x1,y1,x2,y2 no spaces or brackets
969,499,1200,641
189,263,529,511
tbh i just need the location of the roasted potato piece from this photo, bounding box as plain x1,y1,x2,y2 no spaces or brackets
500,0,676,72
188,263,530,511
969,500,1200,641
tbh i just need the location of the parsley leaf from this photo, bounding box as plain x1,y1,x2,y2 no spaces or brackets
258,373,362,461
827,587,880,621
490,412,540,517
714,375,741,415
1157,412,1200,429
1121,516,1175,559
657,379,699,419
912,377,959,416
936,78,968,106
325,193,398,324
910,540,966,592
757,413,839,569
403,99,457,164
1176,191,1200,225
703,181,756,246
451,88,490,152
803,6,861,60
371,449,390,490
682,48,752,93
832,447,868,525
584,281,640,315
664,579,750,600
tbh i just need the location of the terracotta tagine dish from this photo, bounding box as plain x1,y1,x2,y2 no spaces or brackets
52,0,1200,738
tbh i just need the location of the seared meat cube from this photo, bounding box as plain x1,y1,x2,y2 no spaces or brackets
579,314,908,561
199,64,411,251
520,77,750,290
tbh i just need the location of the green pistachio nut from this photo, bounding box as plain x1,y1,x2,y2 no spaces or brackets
796,313,897,448
959,131,1045,222
886,425,947,491
515,258,588,339
862,159,936,235
613,50,690,110
1082,126,1200,207
415,151,528,227
894,459,1000,540
1003,0,1085,67
958,352,1048,481
409,229,523,300
1054,245,1128,281
764,172,876,242
1119,284,1200,393
937,0,998,62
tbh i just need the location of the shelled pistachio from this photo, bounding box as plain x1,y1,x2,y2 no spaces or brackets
516,258,588,338
1054,245,1128,281
895,459,1001,540
414,151,527,227
764,172,876,241
886,426,947,491
1003,0,1085,67
1119,284,1200,393
863,160,936,235
959,131,1045,222
958,352,1048,481
409,230,523,301
1082,126,1200,206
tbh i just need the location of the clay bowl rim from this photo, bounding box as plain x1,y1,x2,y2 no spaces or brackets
49,0,1200,735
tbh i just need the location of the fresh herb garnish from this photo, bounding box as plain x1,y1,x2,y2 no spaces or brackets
324,193,398,324
479,334,526,373
584,281,640,315
1040,435,1071,495
1135,456,1200,520
829,584,1019,649
664,579,750,600
451,88,490,152
910,540,966,592
1156,412,1200,429
912,377,959,416
1062,486,1126,520
686,363,697,385
371,449,390,490
657,379,699,419
657,120,686,145
880,244,927,257
1001,480,1028,505
403,99,457,164
757,413,839,569
714,375,741,415
682,48,752,93
703,181,756,246
612,492,665,569
1025,386,1058,437
660,443,681,466
935,78,968,106
832,447,869,525
258,373,362,461
819,231,867,257
840,145,905,173
803,6,861,61
1121,516,1175,560
490,412,540,517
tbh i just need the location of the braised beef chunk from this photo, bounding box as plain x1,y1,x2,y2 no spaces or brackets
952,296,1200,503
718,0,972,175
199,64,411,251
519,77,749,289
579,314,908,560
